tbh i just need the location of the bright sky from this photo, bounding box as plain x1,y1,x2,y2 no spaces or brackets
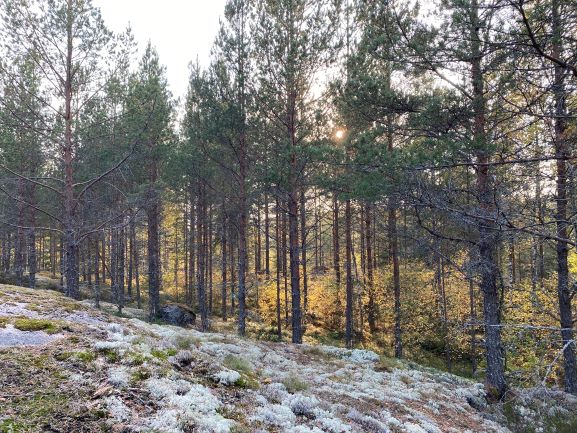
93,0,227,100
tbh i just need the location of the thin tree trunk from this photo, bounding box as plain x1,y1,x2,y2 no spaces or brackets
208,206,213,314
276,195,282,338
197,184,208,331
188,191,196,307
127,213,134,298
333,195,341,287
365,203,376,333
300,189,308,324
282,203,289,327
265,194,270,277
345,199,354,349
221,208,228,321
147,189,161,320
94,235,100,308
229,227,236,315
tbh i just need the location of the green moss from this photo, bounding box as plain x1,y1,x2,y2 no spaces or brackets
95,347,120,363
0,419,26,433
68,335,80,344
282,374,308,393
13,318,59,334
54,351,74,361
127,351,148,366
12,392,69,420
74,350,96,363
546,414,577,433
151,348,178,361
235,375,260,390
0,316,9,328
131,367,151,382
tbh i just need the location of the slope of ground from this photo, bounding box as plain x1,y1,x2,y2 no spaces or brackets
1,284,577,433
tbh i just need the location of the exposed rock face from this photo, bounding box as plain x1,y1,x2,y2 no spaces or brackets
160,303,196,327
0,324,62,347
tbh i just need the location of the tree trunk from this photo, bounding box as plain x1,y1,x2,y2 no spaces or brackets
221,208,228,321
345,199,354,348
390,206,402,358
127,213,134,298
15,180,25,286
276,196,282,338
288,186,302,343
188,190,196,307
333,195,341,287
94,235,100,308
208,206,214,314
552,0,577,394
63,0,79,299
365,203,376,333
147,190,161,320
27,227,36,289
300,189,308,324
265,194,270,277
197,184,209,331
229,226,236,315
282,202,289,327
470,0,506,399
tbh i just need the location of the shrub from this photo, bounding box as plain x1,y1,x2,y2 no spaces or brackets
223,354,252,374
282,374,308,393
174,334,200,350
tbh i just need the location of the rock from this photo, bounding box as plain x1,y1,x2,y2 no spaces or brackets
467,394,488,411
0,324,61,347
160,303,196,327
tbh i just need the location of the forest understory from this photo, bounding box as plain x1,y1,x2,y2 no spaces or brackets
2,283,577,433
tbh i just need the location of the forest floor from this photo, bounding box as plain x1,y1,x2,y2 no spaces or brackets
1,285,577,433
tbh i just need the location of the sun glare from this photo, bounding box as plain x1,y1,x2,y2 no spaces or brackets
335,129,345,140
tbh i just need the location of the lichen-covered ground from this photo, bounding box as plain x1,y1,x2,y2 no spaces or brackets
1,285,577,433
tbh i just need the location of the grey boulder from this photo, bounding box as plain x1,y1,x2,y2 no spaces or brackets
160,303,196,327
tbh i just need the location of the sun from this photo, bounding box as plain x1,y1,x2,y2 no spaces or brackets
335,129,346,140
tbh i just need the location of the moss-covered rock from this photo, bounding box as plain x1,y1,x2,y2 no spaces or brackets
13,317,59,334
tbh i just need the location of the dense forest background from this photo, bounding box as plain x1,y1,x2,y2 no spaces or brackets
1,0,577,401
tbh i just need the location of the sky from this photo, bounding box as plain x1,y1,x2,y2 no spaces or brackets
93,0,227,100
